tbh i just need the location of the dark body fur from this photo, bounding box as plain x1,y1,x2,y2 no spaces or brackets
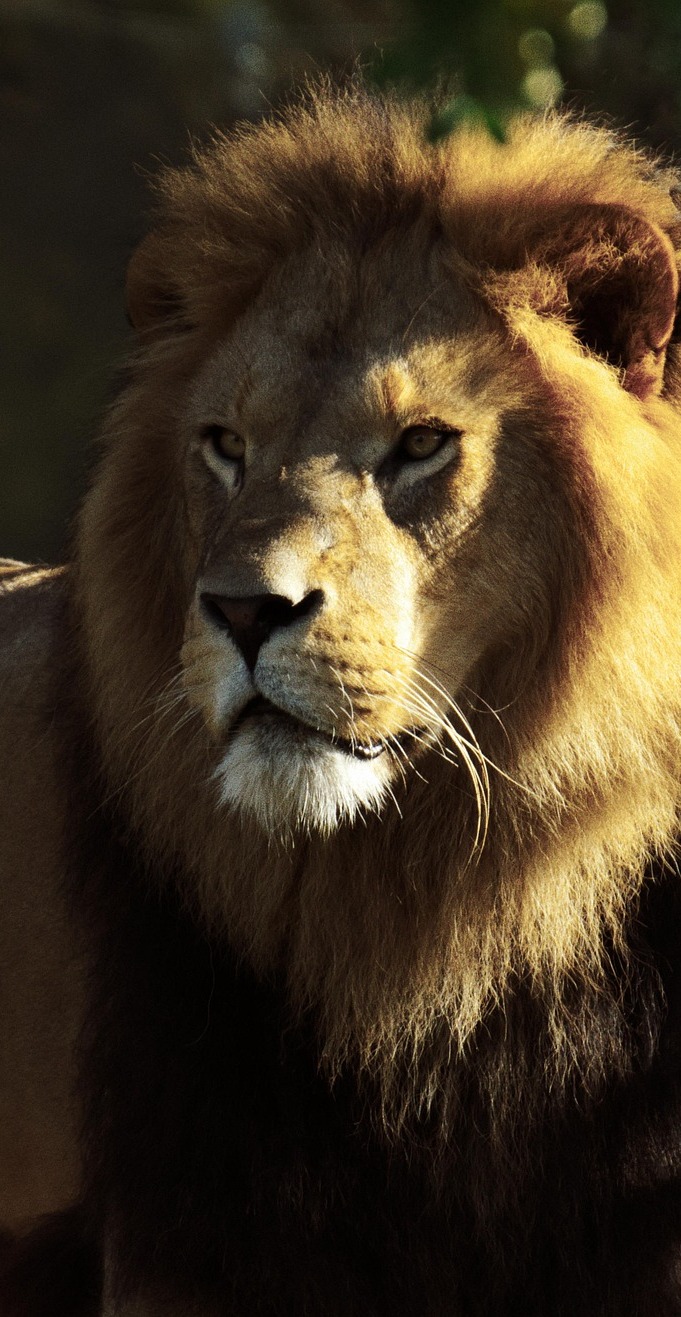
36,606,681,1317
0,1207,101,1317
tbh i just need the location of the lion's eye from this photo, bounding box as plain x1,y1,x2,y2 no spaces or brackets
201,425,245,462
397,426,453,462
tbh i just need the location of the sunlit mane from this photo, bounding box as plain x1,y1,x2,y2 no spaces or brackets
75,81,681,1134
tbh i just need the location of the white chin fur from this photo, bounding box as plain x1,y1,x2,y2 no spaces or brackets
213,719,392,835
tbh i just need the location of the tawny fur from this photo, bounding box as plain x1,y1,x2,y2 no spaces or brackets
63,84,681,1139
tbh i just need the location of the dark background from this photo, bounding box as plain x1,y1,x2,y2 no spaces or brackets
3,0,681,563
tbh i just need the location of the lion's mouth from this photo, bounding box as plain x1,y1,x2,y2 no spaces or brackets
232,696,387,761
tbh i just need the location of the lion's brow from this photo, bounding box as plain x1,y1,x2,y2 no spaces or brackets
376,361,417,417
232,364,256,415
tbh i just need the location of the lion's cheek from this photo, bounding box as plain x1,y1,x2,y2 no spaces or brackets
416,586,491,700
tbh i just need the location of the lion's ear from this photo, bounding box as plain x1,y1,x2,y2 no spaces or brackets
543,204,679,399
125,232,187,333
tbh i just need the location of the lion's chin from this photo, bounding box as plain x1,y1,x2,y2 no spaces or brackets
213,712,393,836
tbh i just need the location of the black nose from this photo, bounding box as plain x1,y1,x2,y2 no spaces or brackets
201,589,323,671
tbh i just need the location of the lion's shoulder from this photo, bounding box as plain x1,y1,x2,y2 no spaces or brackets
0,560,69,858
0,560,70,896
0,559,69,870
0,564,84,1231
0,561,67,697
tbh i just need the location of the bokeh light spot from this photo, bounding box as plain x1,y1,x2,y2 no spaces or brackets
518,28,555,67
234,42,268,79
566,2,608,41
522,66,564,107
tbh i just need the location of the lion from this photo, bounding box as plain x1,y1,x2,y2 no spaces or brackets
3,81,681,1314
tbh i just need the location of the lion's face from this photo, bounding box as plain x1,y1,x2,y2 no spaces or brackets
176,238,551,833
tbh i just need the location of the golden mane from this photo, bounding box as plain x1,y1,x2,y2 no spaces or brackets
74,83,681,1134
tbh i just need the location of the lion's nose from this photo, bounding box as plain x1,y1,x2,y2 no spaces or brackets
201,589,323,671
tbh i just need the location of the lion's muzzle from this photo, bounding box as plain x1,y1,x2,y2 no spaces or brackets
232,694,387,761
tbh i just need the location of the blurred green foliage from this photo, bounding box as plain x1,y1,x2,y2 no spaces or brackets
371,0,607,138
3,0,681,562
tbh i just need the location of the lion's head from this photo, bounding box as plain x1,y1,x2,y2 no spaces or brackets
74,85,681,1121
163,235,538,839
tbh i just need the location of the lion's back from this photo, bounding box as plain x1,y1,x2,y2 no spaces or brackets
0,562,83,1233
